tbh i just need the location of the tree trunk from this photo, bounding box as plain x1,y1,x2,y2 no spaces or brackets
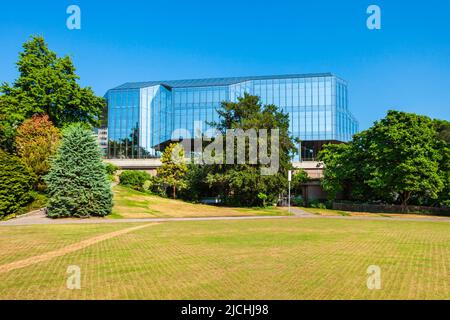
401,191,411,212
173,185,176,199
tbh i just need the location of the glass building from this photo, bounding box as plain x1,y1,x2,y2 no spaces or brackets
105,73,358,160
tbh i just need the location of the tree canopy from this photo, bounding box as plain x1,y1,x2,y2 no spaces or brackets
15,114,60,190
203,93,298,206
0,36,105,151
319,111,448,207
157,143,188,199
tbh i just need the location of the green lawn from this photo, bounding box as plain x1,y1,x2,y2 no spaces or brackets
301,206,450,219
111,185,289,219
0,218,449,299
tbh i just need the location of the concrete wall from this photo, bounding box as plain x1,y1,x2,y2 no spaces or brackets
105,159,325,180
104,158,162,169
293,161,324,179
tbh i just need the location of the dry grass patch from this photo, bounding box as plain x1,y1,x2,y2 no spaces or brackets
301,207,449,219
111,186,288,219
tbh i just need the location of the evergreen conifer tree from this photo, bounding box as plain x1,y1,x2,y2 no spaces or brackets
45,124,112,218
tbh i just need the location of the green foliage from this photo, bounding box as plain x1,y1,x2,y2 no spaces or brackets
157,143,188,198
0,115,17,153
178,163,213,202
142,180,153,192
308,200,328,209
433,119,450,206
44,124,112,218
15,114,60,190
257,193,268,207
205,93,297,207
319,111,448,206
434,119,450,144
0,151,37,218
291,169,309,193
119,170,153,191
105,163,119,176
0,36,105,150
105,163,120,181
16,191,48,216
318,143,358,200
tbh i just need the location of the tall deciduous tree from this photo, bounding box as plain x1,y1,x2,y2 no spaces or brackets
0,36,105,151
433,119,450,206
206,93,298,207
157,143,188,199
319,111,447,207
15,114,60,190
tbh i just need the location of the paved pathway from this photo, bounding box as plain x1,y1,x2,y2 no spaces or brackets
290,207,315,217
1,207,450,226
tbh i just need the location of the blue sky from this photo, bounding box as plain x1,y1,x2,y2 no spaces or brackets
1,0,449,130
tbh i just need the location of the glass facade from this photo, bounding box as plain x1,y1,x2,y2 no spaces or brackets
106,73,358,159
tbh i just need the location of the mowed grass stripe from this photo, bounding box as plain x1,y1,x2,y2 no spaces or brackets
0,224,157,274
0,219,449,299
0,224,134,265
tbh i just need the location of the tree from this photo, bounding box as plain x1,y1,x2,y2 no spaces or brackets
319,111,445,207
44,124,112,218
0,110,17,153
0,36,105,150
433,119,450,206
179,163,215,202
157,143,188,198
434,119,450,144
0,151,36,218
291,169,309,194
318,142,373,202
15,114,60,190
206,93,297,206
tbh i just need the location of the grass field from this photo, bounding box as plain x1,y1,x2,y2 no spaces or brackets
111,185,289,219
0,218,449,300
301,206,450,220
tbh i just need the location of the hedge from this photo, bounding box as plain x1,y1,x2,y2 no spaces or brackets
119,170,152,190
0,151,36,218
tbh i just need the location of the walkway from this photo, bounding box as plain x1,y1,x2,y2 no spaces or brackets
1,207,450,226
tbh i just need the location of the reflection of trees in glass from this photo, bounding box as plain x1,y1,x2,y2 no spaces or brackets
108,124,153,159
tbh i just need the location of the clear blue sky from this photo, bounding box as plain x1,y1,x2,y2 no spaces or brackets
1,0,449,129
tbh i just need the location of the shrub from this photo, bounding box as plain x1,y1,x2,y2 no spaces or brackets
257,193,268,207
0,151,37,218
150,176,170,197
105,163,119,176
44,124,112,218
308,200,328,209
15,114,60,190
142,180,153,192
105,163,119,181
119,170,152,190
